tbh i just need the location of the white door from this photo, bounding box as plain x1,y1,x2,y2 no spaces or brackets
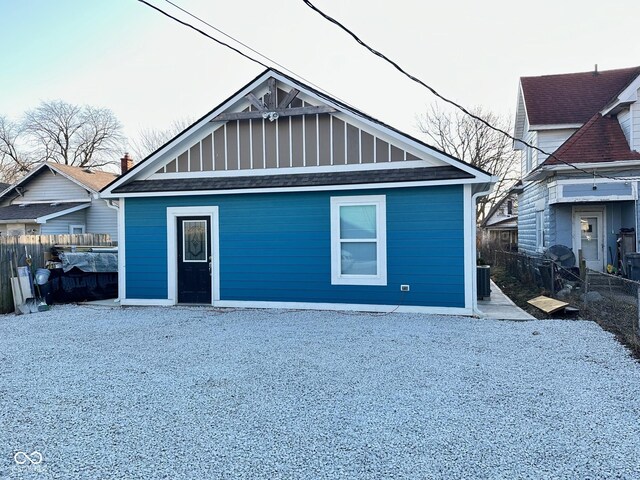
573,209,604,271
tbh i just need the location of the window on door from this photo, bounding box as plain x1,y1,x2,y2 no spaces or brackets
330,195,387,286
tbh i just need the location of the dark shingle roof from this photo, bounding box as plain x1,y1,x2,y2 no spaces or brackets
113,166,473,194
543,113,640,166
0,202,89,222
521,66,640,125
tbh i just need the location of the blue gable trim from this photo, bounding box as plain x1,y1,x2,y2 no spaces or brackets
124,185,465,308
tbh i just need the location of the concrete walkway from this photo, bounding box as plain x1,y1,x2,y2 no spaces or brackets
477,280,535,320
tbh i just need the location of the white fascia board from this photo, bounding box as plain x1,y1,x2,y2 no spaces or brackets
528,123,583,131
513,83,528,148
601,74,640,115
524,160,640,181
147,160,431,181
0,218,35,224
36,203,91,223
102,178,490,199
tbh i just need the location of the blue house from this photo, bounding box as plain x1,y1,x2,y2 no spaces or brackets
102,70,493,314
514,66,640,271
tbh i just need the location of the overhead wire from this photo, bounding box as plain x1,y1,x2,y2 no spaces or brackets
139,0,636,183
300,0,638,183
138,0,360,111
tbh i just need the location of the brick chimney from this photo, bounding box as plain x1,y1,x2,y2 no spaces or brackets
120,152,134,175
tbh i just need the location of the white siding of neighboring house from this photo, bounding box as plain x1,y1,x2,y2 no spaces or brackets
632,89,640,152
40,209,88,235
618,108,632,145
12,169,90,203
521,130,537,176
536,129,578,164
86,198,118,238
518,179,549,255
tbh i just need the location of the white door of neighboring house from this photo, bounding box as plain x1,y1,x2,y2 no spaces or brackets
572,208,605,271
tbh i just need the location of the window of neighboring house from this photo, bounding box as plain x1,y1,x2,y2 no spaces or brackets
507,200,513,216
69,224,86,235
330,195,387,286
535,211,545,252
525,146,533,173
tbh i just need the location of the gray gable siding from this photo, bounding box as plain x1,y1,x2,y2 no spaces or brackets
517,180,549,256
14,169,90,203
86,198,118,238
40,209,87,235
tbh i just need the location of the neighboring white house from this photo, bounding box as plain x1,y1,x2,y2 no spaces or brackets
513,66,640,271
479,192,518,250
0,162,119,237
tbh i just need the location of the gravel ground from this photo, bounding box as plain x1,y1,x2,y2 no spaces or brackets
1,305,640,479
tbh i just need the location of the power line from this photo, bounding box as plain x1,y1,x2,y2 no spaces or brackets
300,0,637,182
138,0,360,112
162,0,342,102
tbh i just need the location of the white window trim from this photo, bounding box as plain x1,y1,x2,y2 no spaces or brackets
535,210,545,253
330,195,387,286
69,224,85,234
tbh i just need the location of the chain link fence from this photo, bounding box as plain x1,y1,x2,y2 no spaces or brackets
488,248,640,355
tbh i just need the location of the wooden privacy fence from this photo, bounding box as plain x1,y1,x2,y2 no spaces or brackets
0,234,114,314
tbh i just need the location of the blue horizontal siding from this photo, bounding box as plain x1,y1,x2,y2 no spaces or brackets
124,185,465,307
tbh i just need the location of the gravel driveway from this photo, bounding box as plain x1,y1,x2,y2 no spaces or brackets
1,305,639,479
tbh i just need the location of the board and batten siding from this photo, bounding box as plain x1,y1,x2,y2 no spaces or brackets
123,186,465,307
155,112,421,175
86,199,118,238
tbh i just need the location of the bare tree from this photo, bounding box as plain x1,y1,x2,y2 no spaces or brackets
129,118,194,160
0,116,35,183
22,100,125,168
416,104,519,223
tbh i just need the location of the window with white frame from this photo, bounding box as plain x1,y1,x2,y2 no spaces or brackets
330,195,387,286
69,224,85,234
535,210,545,252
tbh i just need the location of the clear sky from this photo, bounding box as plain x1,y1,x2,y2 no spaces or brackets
1,0,639,154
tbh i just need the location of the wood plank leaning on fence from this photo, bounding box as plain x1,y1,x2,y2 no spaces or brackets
0,234,113,314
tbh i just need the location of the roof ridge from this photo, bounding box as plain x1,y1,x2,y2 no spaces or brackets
521,65,640,80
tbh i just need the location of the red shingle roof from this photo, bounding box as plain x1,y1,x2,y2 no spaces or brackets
543,113,640,166
521,66,640,125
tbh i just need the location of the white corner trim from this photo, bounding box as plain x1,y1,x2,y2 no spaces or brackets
166,206,220,305
117,198,126,302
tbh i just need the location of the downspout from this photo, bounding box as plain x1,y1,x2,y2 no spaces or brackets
472,180,496,316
